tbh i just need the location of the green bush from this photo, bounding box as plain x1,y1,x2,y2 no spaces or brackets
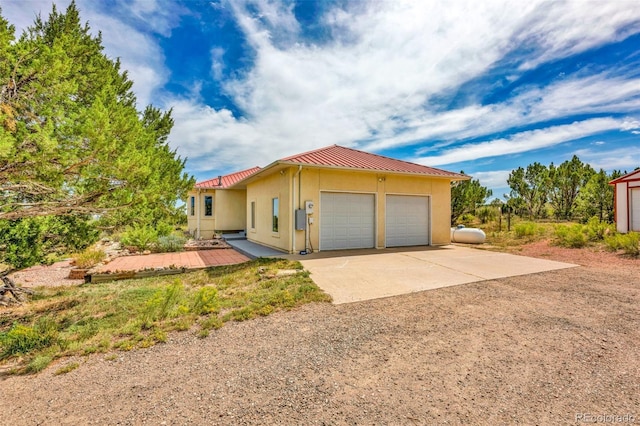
0,216,99,269
142,281,185,326
120,225,159,251
457,213,476,227
476,206,497,224
72,248,106,269
605,232,639,257
514,222,537,238
584,217,614,242
0,318,58,358
191,287,219,315
554,224,588,248
156,234,186,253
155,222,174,238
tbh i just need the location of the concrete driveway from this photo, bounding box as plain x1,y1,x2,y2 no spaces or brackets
291,245,576,304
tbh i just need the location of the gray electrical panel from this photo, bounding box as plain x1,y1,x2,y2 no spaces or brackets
295,209,306,230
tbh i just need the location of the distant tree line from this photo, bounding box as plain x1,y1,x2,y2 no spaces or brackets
506,156,622,222
0,3,194,268
451,156,625,224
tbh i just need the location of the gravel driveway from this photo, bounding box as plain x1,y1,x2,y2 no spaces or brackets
2,244,639,425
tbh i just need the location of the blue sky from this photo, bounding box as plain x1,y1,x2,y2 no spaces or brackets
3,0,640,198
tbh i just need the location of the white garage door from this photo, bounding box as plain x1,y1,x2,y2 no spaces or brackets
386,195,430,247
632,188,640,231
320,192,375,250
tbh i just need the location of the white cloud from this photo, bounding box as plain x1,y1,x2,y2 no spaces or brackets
572,148,640,172
210,47,226,80
172,0,640,173
514,1,640,70
4,0,640,175
470,170,512,190
413,118,624,166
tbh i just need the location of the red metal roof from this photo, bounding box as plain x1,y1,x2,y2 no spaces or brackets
196,166,261,189
280,144,465,178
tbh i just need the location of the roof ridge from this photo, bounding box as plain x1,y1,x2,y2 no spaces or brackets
196,166,261,188
280,144,339,161
282,144,465,177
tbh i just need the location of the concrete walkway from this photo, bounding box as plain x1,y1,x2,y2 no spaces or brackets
225,239,286,259
290,245,577,304
95,249,250,273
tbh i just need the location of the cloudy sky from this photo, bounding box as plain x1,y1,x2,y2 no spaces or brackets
3,0,640,197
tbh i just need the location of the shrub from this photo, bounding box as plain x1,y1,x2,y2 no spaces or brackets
156,234,186,253
554,224,588,248
191,286,219,315
477,206,496,224
155,222,174,238
457,213,476,227
120,225,158,252
72,248,106,269
514,222,537,238
0,317,58,358
605,232,639,257
584,216,614,242
142,281,184,326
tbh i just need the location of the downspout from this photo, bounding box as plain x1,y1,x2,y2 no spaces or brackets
196,188,201,239
292,166,302,253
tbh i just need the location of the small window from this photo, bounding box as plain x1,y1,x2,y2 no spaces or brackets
204,195,213,216
190,196,195,216
251,201,256,229
272,197,279,232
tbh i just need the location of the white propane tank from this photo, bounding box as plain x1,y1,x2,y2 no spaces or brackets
450,225,486,244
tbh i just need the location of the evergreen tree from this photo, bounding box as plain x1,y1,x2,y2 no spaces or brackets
547,156,594,220
0,3,193,223
451,172,492,224
576,169,621,222
0,3,193,268
506,162,548,220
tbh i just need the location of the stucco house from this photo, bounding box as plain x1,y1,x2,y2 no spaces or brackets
187,145,468,253
187,166,261,239
610,169,640,233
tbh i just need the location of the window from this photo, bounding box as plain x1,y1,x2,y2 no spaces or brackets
190,196,195,216
250,201,256,229
204,195,213,216
272,197,279,232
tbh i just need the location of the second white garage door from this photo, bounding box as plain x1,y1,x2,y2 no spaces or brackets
320,192,375,250
386,195,430,247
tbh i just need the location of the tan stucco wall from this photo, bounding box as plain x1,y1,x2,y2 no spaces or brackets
186,189,216,239
246,166,454,253
215,189,247,231
246,169,292,252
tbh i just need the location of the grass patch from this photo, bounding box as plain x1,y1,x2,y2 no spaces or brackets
54,362,79,375
481,220,554,249
0,258,330,374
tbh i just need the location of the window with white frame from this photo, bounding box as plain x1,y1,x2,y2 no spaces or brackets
190,196,195,216
272,197,279,232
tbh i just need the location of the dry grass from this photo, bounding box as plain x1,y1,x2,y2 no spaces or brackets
0,258,331,374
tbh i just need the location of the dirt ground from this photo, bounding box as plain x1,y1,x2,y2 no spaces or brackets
2,242,639,425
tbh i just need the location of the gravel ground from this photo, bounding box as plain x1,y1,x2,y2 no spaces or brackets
2,243,639,425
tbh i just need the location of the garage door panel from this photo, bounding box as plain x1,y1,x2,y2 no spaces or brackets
320,192,375,250
386,195,430,247
632,189,640,231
